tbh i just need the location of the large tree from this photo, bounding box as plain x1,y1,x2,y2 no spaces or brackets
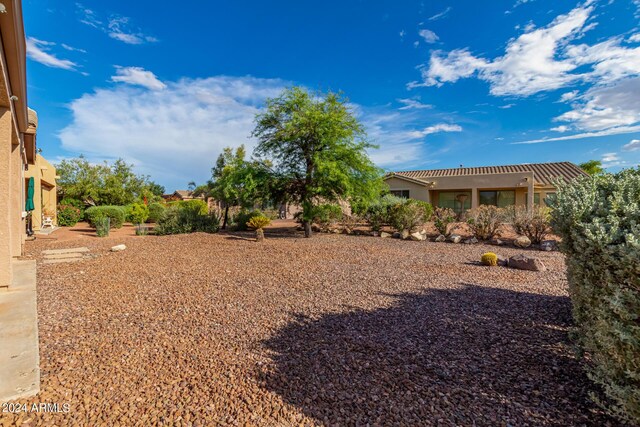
252,87,383,237
56,156,160,206
209,145,274,229
579,160,605,176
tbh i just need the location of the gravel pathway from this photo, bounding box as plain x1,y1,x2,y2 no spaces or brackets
1,230,614,426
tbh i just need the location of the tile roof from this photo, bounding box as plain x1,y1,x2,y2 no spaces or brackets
391,162,587,186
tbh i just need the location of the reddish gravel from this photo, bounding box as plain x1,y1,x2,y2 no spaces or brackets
2,225,614,426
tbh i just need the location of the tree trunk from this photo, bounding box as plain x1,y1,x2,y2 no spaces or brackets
304,221,312,238
256,228,265,242
222,205,229,230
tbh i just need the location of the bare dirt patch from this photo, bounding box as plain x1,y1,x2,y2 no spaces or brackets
2,225,613,426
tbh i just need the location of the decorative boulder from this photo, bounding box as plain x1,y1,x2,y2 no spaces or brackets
497,255,509,267
110,244,126,252
464,237,479,244
448,234,462,243
392,232,402,239
491,238,504,246
410,232,426,241
509,254,546,272
435,234,446,242
401,230,411,240
514,235,532,248
371,231,380,237
540,240,557,251
380,231,392,238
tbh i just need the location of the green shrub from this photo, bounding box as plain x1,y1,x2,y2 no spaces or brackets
128,202,150,224
480,252,498,266
505,205,551,244
465,205,503,240
432,207,457,236
147,202,166,223
179,199,208,214
57,203,82,226
154,204,220,235
232,209,265,231
388,199,433,232
550,169,640,424
95,217,110,237
363,194,405,231
85,206,126,229
311,204,343,231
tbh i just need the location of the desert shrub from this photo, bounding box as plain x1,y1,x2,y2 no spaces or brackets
247,215,271,230
57,203,82,226
465,205,503,240
179,199,208,214
128,202,149,224
311,204,343,231
95,217,110,237
154,204,220,235
147,202,166,223
85,206,126,229
363,194,405,231
432,207,457,236
550,169,640,424
505,205,552,244
388,199,433,233
233,209,265,231
480,252,498,266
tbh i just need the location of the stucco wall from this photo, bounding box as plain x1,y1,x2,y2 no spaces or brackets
0,108,12,287
25,155,57,230
384,177,431,202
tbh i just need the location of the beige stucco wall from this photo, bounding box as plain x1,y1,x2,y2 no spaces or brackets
385,171,559,210
24,155,57,230
0,108,13,287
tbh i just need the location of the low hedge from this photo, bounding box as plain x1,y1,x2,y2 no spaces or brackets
85,206,126,229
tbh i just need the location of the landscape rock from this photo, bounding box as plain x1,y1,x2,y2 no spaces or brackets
401,230,410,240
491,239,504,246
435,234,446,243
514,235,532,248
497,255,509,267
371,231,379,237
392,232,402,239
448,234,462,244
464,237,479,244
110,244,126,252
509,254,546,271
540,240,558,252
410,232,426,241
380,232,392,238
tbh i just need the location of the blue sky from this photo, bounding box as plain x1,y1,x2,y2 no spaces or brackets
24,0,640,190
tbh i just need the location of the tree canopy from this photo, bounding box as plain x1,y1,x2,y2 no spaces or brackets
56,156,162,206
579,160,605,176
252,87,383,237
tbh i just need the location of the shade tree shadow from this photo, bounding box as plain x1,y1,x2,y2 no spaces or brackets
258,284,612,426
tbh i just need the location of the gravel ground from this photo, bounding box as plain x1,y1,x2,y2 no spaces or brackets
1,226,615,426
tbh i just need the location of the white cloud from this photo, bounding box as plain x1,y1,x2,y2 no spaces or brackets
601,152,623,167
629,33,640,43
622,139,640,151
512,124,640,144
58,76,288,189
26,37,78,71
77,5,156,45
412,3,640,97
397,98,433,110
418,29,439,44
499,103,515,109
555,77,640,131
550,125,569,132
405,123,462,139
61,43,87,53
559,90,579,102
428,7,451,21
111,66,166,90
399,30,406,38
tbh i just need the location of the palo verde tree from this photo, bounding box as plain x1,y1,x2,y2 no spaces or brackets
209,145,274,229
252,87,383,237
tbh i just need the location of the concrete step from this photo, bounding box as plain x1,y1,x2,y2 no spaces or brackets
41,247,90,255
43,252,86,260
42,257,84,265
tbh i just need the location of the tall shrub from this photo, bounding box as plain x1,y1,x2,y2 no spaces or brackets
432,207,457,236
388,199,433,233
363,194,404,231
550,169,640,424
85,206,126,229
504,205,552,244
154,204,220,235
465,205,503,240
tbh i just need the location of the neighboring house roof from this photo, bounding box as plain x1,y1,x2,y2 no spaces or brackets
173,190,193,198
389,162,587,186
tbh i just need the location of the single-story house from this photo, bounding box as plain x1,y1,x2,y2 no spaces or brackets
384,161,587,213
162,190,205,202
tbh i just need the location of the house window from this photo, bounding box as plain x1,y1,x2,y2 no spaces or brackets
525,192,541,206
390,190,410,198
438,191,471,213
479,190,516,207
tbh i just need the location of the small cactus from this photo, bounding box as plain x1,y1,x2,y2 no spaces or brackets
481,252,498,266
